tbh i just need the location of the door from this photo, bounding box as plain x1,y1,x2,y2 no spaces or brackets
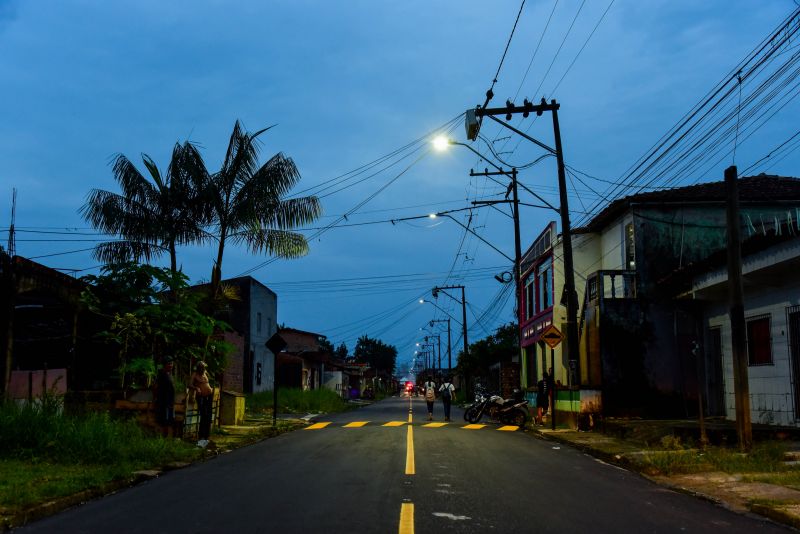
789,307,800,418
706,328,725,416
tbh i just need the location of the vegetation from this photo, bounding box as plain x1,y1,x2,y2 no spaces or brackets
80,141,208,275
81,263,234,385
201,121,322,299
353,335,397,375
457,322,518,379
636,440,789,476
0,400,200,517
246,388,350,415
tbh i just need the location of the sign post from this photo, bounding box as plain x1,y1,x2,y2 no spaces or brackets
540,325,563,430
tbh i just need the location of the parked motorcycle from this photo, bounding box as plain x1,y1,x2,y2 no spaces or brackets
463,386,489,422
467,389,529,426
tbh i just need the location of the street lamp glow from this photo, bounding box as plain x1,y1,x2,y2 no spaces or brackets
432,135,450,151
419,299,425,304
428,213,437,219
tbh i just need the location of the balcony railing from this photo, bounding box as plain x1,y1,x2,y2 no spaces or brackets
587,270,637,302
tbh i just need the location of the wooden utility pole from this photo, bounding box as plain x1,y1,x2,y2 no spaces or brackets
725,165,752,451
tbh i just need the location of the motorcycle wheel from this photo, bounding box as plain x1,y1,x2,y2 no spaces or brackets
463,405,474,421
507,408,527,427
467,406,483,424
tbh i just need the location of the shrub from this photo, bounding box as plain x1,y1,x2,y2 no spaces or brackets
246,388,349,415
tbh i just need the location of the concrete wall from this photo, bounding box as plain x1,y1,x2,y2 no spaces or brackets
704,283,800,426
248,282,277,394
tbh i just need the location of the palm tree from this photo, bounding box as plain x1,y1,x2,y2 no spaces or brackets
80,142,209,275
205,120,322,297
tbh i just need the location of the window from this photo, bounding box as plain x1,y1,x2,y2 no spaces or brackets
537,258,552,313
625,222,635,270
256,312,262,334
747,314,772,366
524,274,535,319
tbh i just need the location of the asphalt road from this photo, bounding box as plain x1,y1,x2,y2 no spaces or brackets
16,396,794,533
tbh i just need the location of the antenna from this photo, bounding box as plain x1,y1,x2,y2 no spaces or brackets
7,188,16,256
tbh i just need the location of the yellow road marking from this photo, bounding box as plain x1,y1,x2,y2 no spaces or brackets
305,422,331,430
399,502,414,534
405,425,415,475
383,421,407,427
498,425,520,431
343,421,369,428
408,411,412,423
462,424,486,430
422,423,447,428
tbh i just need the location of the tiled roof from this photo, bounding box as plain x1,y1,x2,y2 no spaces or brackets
585,174,800,231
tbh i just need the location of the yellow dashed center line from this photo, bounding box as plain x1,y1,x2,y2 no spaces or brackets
462,424,486,430
498,425,520,431
405,425,415,475
304,422,331,430
398,502,414,534
343,421,369,428
422,422,448,428
383,421,407,427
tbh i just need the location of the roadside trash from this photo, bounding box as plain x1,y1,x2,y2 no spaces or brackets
552,446,561,450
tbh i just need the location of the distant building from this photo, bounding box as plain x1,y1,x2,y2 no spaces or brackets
277,327,330,390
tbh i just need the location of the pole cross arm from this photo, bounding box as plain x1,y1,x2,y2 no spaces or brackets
474,101,559,118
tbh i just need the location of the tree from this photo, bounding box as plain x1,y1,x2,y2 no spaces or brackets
353,335,397,375
81,263,234,389
335,342,349,361
457,322,518,379
203,121,322,298
80,142,208,276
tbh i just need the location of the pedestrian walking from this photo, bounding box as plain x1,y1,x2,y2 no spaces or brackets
424,376,437,420
439,377,456,422
190,361,214,447
154,358,175,437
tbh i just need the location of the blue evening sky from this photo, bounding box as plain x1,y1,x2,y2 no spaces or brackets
1,1,798,374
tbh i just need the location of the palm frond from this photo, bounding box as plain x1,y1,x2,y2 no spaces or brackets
234,227,309,259
92,240,167,265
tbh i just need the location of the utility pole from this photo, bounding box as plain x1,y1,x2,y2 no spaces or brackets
725,165,752,451
432,285,468,371
473,99,580,382
430,319,452,371
471,168,524,370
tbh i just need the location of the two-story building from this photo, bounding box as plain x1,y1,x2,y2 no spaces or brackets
521,174,800,423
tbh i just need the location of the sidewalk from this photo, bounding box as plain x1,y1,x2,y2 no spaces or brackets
532,422,800,530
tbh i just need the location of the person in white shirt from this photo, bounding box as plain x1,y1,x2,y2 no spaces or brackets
439,377,456,422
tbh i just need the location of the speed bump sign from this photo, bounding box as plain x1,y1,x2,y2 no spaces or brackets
541,325,564,349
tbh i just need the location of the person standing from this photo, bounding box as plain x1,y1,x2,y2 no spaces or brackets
536,371,549,425
191,361,214,447
424,376,437,421
154,358,175,437
439,377,456,422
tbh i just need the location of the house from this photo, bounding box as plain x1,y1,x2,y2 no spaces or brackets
682,222,800,426
0,254,92,395
277,327,330,390
208,276,278,394
520,174,800,421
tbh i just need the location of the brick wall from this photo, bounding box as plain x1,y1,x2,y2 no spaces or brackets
222,331,245,393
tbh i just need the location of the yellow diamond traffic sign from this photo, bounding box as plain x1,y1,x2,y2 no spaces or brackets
541,324,564,349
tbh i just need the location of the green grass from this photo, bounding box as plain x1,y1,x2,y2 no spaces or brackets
0,401,202,518
0,401,199,465
635,441,789,476
246,388,350,415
